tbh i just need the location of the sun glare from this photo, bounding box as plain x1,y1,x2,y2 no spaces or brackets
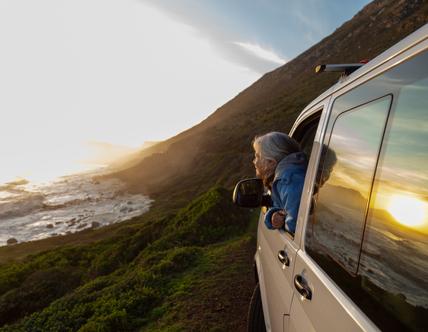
387,194,427,228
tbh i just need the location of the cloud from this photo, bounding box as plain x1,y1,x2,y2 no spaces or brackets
208,40,285,74
233,41,287,65
138,0,287,74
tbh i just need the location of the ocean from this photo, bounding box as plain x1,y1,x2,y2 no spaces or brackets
0,170,152,246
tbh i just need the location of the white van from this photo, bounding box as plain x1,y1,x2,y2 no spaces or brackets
233,23,428,332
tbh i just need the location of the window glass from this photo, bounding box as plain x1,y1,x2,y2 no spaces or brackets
307,96,391,273
359,76,428,331
292,111,322,159
299,121,318,158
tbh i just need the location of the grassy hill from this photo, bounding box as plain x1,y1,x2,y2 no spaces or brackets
0,0,427,330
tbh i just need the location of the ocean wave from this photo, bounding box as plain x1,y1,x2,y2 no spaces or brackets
0,192,45,219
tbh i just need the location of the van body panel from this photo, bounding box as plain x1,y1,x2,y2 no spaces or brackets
290,251,380,332
257,210,298,331
255,241,272,332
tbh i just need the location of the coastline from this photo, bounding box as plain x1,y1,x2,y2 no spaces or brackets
0,169,152,254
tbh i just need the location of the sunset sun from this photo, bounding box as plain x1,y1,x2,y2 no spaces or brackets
387,194,427,228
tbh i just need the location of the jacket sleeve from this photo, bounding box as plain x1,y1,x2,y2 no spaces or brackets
277,174,305,234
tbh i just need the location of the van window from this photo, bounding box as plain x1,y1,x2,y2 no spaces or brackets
359,77,428,331
306,96,391,274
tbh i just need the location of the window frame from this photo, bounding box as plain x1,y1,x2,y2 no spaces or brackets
290,101,331,248
270,107,325,244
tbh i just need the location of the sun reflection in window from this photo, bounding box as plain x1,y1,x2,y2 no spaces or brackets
386,194,427,228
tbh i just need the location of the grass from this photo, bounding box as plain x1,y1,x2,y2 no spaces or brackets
139,233,258,332
0,186,259,331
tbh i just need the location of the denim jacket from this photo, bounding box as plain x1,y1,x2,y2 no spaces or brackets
264,152,308,234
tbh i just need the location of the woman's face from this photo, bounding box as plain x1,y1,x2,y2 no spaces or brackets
253,150,276,179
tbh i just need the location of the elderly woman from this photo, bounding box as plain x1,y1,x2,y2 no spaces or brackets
253,132,307,234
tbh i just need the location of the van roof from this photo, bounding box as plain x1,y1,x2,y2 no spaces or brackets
296,23,428,122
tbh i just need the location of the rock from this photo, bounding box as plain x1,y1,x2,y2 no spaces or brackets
77,223,87,229
67,219,77,227
91,221,100,228
46,224,54,229
7,238,18,245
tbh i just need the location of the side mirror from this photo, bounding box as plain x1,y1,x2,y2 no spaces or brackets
232,178,272,208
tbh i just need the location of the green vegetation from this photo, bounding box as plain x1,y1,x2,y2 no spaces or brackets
0,187,257,331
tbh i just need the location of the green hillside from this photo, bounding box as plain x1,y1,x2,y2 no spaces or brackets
1,0,427,330
0,187,258,331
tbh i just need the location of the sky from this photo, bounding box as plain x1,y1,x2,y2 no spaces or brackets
0,0,371,184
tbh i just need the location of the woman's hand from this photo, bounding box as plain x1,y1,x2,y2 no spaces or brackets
272,210,286,229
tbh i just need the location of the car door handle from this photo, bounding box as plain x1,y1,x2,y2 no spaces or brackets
277,250,290,266
294,275,312,300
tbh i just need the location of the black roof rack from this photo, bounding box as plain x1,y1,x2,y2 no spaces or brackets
315,63,365,76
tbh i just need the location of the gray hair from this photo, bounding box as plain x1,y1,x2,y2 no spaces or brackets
253,132,301,162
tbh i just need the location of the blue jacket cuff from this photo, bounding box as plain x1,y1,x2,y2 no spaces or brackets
264,207,281,229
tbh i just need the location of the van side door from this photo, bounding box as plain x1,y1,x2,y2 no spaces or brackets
289,48,428,331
